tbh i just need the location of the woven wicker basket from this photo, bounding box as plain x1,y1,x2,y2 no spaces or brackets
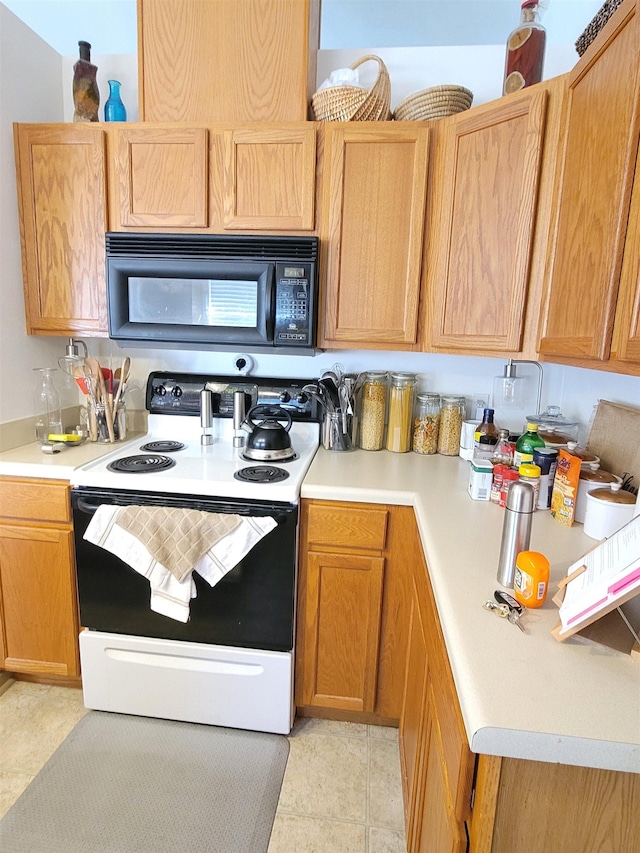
575,0,623,56
311,55,391,122
393,85,473,122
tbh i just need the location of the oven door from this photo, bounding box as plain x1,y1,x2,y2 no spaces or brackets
71,487,297,652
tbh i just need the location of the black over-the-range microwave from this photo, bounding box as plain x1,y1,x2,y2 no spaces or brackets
106,233,319,352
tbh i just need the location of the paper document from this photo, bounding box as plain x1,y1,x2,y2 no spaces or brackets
558,515,640,635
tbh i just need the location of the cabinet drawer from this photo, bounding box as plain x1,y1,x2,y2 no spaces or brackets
0,478,71,524
306,502,388,550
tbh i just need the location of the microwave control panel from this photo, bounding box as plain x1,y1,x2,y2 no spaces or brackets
274,262,314,347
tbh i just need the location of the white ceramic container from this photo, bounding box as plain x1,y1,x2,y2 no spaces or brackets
583,484,636,540
574,466,620,524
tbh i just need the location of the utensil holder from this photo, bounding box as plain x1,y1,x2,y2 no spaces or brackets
87,401,126,442
322,411,353,451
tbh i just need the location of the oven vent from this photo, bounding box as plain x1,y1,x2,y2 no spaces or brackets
106,233,318,262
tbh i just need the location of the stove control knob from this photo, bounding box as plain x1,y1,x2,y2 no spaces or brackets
279,391,291,403
154,384,167,397
296,392,309,404
171,385,183,398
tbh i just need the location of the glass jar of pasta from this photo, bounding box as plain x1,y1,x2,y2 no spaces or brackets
413,393,440,455
358,371,388,451
437,395,466,456
386,373,417,453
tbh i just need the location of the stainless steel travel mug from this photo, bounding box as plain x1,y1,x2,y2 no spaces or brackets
497,481,535,588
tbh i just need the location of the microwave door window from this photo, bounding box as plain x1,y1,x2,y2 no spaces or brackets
207,280,257,327
128,278,258,328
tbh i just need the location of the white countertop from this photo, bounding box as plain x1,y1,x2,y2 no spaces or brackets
302,448,640,775
0,436,144,480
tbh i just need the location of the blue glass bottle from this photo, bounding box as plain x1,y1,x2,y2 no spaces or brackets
104,80,127,122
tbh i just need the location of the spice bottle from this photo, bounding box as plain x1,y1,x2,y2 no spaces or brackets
491,428,515,466
437,395,466,456
386,373,417,453
497,481,535,588
513,422,545,467
413,393,440,455
503,0,547,95
519,463,541,509
358,371,388,451
499,467,520,508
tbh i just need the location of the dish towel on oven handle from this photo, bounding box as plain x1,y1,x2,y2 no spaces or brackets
83,505,278,623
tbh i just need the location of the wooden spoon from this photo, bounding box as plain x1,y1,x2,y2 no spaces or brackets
113,357,130,410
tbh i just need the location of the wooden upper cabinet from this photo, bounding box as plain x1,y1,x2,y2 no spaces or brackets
426,87,548,353
13,124,108,336
321,123,430,348
612,140,640,364
539,0,640,361
111,126,209,228
223,125,316,230
138,0,320,123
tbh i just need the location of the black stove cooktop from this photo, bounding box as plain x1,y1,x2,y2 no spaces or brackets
107,454,177,474
233,466,289,484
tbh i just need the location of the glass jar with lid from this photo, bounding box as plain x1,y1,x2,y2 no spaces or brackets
412,393,440,455
525,405,580,446
437,395,466,456
358,371,388,451
386,372,417,453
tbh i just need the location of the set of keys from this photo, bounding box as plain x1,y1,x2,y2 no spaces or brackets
483,590,527,632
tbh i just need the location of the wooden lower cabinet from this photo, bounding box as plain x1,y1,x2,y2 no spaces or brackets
401,529,640,853
0,477,80,679
401,546,474,853
296,499,416,722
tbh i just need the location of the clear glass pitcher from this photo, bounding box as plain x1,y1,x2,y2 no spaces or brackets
34,367,63,443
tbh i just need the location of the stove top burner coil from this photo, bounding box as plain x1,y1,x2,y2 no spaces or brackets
107,454,177,473
233,466,290,484
139,440,186,453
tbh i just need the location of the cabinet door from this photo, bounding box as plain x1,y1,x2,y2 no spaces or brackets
415,681,467,853
426,88,547,353
299,550,385,713
112,127,208,228
0,525,79,677
138,0,319,122
613,139,640,364
223,125,316,230
399,593,429,848
321,124,429,348
13,124,108,336
539,0,640,360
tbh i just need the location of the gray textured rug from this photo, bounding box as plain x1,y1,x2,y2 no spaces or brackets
0,711,289,853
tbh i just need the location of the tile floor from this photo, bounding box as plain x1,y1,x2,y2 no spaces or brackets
0,680,406,853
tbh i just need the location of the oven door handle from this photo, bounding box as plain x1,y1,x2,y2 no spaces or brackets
75,496,106,515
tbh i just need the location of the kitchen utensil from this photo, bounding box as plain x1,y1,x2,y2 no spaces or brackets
322,410,352,452
112,356,130,410
243,405,295,461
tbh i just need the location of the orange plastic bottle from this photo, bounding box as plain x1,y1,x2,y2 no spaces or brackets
514,550,549,608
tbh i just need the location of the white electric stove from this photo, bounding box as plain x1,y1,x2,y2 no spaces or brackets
70,372,321,735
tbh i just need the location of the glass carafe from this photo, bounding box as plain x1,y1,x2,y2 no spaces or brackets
33,367,63,443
